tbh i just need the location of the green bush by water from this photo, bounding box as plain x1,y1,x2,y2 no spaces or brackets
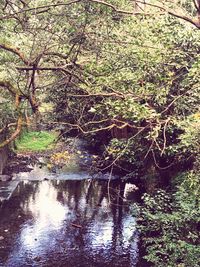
16,131,56,152
138,171,200,267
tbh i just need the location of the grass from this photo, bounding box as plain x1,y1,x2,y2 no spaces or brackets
16,131,57,152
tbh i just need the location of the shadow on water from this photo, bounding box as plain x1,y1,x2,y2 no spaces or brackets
0,179,139,267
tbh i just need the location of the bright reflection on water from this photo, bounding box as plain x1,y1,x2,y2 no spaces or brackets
0,180,139,267
28,181,67,228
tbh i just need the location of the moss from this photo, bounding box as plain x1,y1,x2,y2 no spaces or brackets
15,131,57,152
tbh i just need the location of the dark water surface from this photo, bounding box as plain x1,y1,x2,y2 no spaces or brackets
0,179,139,267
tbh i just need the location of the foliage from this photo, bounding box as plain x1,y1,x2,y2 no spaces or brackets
15,131,56,152
0,101,15,129
49,151,71,167
138,171,200,267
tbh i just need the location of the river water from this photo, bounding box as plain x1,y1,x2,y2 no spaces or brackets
0,177,139,267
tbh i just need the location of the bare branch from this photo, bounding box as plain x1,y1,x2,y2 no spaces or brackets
67,92,125,98
151,149,174,170
0,43,29,65
161,117,170,156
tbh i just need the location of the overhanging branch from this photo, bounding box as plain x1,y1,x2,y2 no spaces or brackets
16,66,87,84
0,80,20,96
0,43,29,65
1,0,200,28
0,116,23,148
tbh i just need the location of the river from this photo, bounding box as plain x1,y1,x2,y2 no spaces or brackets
0,151,140,267
0,180,139,267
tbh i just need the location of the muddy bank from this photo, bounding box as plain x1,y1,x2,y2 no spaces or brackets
4,138,121,184
4,138,95,175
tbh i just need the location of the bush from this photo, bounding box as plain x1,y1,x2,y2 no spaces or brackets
138,172,200,267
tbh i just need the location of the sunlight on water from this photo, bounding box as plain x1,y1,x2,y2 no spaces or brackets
21,181,67,249
0,180,139,267
91,221,113,247
28,181,67,227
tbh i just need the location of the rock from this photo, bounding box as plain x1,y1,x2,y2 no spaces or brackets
38,157,46,164
0,175,11,182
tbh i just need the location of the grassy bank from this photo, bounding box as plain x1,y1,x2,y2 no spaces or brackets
15,131,57,152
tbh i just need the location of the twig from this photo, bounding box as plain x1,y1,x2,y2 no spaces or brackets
161,118,170,156
152,150,174,170
71,223,82,228
107,165,113,205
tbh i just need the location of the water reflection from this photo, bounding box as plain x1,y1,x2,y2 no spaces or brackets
0,180,139,267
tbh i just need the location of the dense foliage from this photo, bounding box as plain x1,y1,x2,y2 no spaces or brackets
139,171,200,267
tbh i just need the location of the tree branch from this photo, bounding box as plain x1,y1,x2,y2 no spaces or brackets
0,80,20,96
0,43,29,65
0,116,23,148
0,0,81,20
2,0,200,28
193,0,199,11
16,66,87,84
135,0,200,28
